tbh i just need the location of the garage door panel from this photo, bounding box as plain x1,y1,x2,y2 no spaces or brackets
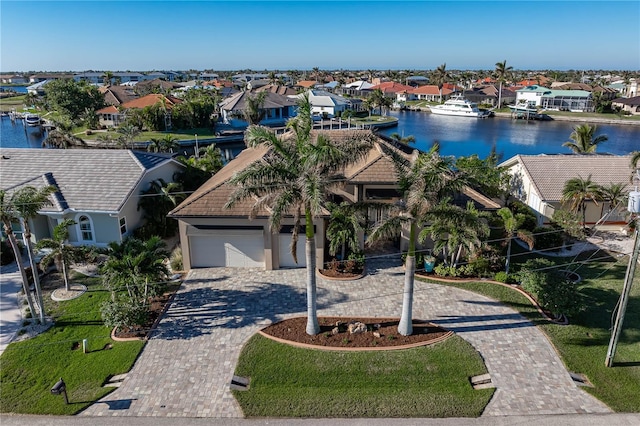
189,230,264,268
278,234,306,268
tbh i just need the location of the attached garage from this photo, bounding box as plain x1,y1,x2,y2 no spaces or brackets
189,228,265,268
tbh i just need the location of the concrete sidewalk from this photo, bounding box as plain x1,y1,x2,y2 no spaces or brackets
0,262,24,356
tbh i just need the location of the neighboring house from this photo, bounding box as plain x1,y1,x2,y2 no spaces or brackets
337,80,375,97
135,78,183,94
0,149,185,248
255,84,298,96
292,90,353,118
29,73,72,83
74,72,104,84
26,80,52,95
96,93,182,127
612,96,640,115
463,85,517,107
99,85,139,107
514,85,594,111
367,81,414,97
500,154,633,228
0,75,28,84
169,131,500,271
405,85,453,102
296,80,318,90
219,90,297,128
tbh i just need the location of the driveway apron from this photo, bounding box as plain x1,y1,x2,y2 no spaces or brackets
81,259,611,417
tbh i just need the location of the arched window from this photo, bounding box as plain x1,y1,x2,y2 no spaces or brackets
77,215,94,242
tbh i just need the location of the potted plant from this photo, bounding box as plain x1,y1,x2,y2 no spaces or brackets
423,254,436,273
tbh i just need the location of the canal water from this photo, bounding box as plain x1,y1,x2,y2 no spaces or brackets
378,110,640,159
2,109,639,159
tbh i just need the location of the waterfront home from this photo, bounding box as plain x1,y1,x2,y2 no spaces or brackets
611,96,640,115
254,84,298,96
169,130,499,270
337,80,375,97
404,85,453,102
500,154,633,228
463,85,517,108
514,85,594,112
0,74,28,84
28,73,72,83
219,91,297,128
292,90,353,118
0,149,184,247
99,85,139,107
96,93,182,128
368,81,414,97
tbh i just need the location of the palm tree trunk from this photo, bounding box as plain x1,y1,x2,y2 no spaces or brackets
305,210,320,335
454,244,463,268
61,251,70,292
498,81,503,108
21,219,46,323
4,225,37,317
399,222,416,336
505,236,512,275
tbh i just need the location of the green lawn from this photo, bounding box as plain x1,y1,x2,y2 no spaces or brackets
233,334,493,418
0,95,27,112
426,250,640,412
0,273,145,415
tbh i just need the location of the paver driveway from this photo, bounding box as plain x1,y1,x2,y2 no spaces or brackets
81,258,611,417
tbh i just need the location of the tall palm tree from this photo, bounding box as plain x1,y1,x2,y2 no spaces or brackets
599,182,628,222
562,124,608,153
367,144,465,335
102,71,114,86
494,60,513,108
226,95,375,335
389,133,416,145
243,91,267,125
496,207,534,274
1,190,37,317
561,175,602,229
431,63,450,102
35,219,79,292
12,185,56,323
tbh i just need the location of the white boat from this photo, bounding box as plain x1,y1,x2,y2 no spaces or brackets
25,113,41,126
429,94,491,118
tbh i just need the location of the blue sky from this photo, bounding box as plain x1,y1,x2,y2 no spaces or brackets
1,1,639,72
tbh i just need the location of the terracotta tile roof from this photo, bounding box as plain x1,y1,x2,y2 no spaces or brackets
96,105,119,114
296,80,318,88
410,85,453,96
369,81,414,94
502,154,634,202
121,94,182,110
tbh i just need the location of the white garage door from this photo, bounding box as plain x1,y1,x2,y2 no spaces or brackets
190,229,265,268
278,233,307,268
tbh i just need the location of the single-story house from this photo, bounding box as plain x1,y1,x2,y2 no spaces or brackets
463,85,517,107
219,91,297,128
337,80,375,97
292,90,353,118
612,96,640,115
0,75,28,84
169,130,500,271
96,93,182,127
500,154,633,228
0,149,185,248
99,85,139,107
515,86,594,112
404,85,453,102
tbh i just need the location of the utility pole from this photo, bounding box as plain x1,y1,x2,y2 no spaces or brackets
605,187,640,367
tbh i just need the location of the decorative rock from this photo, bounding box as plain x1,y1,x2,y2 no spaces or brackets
373,323,381,330
348,321,367,334
373,331,381,338
331,327,339,335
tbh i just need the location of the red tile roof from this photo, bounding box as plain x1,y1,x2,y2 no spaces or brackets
410,85,453,96
121,94,182,110
369,81,414,94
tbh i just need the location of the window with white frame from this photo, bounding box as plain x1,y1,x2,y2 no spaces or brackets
78,215,93,241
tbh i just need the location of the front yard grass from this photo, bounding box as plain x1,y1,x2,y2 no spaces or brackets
0,273,145,415
233,334,493,418
425,250,640,412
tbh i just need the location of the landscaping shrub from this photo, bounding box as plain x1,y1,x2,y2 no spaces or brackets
533,226,564,252
518,258,583,318
100,299,149,330
170,247,183,272
507,200,538,231
493,271,509,283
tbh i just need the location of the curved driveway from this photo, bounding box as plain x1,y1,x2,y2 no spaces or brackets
81,257,611,418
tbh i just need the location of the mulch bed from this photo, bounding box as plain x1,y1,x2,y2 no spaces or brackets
114,292,175,339
260,316,450,348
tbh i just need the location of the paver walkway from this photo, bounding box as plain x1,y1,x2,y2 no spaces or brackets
81,257,611,417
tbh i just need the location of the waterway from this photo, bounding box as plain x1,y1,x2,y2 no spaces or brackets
378,110,640,159
2,110,639,159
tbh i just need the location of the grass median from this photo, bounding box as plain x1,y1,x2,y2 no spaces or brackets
232,334,493,418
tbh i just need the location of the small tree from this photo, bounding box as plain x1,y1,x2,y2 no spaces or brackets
326,202,367,262
35,219,80,292
497,207,534,274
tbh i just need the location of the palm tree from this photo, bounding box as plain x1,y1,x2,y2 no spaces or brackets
35,219,79,292
367,144,465,335
147,138,163,153
422,200,489,268
243,91,267,125
42,129,86,149
389,132,416,145
226,94,375,335
630,151,640,169
562,124,608,153
1,190,37,318
431,63,450,102
561,175,602,229
496,207,534,274
102,71,114,86
12,185,56,323
326,202,367,262
599,182,628,221
494,60,513,108
138,179,184,238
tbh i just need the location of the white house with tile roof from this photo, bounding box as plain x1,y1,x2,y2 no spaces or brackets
0,149,184,247
292,90,353,118
500,154,634,228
